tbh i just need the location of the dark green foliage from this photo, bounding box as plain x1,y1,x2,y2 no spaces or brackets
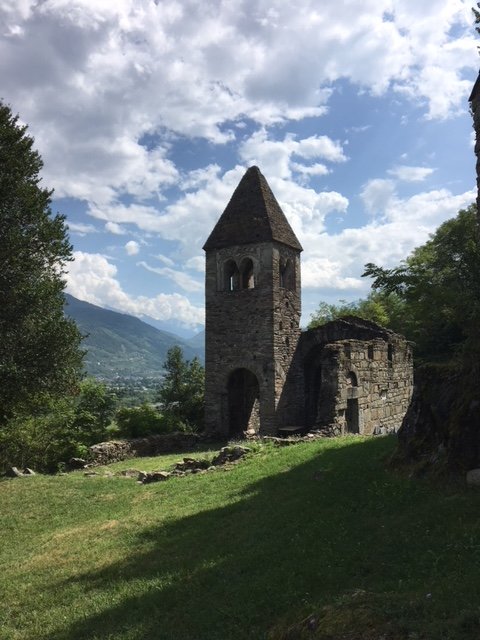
0,102,84,424
363,205,480,363
158,346,205,432
72,378,116,445
473,3,480,37
0,379,114,472
115,404,167,438
308,291,406,331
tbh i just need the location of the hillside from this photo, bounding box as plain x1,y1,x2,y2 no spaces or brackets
64,294,204,378
1,436,480,640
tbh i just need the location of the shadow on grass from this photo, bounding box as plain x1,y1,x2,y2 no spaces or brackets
48,436,480,640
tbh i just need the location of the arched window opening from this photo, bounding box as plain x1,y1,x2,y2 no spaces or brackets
280,258,295,290
224,259,240,291
347,371,358,387
240,258,255,289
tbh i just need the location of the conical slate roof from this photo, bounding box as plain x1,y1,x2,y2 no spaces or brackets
203,166,303,251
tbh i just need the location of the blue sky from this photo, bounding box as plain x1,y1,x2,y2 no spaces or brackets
1,0,478,337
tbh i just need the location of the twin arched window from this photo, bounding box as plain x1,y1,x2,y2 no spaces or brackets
224,258,255,291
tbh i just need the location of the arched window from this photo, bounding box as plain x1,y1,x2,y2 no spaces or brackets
224,259,240,291
280,258,295,290
347,371,358,387
240,257,255,289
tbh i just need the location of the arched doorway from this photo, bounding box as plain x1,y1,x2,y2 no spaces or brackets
227,369,260,436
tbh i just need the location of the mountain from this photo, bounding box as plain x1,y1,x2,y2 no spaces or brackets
186,330,205,349
64,294,204,379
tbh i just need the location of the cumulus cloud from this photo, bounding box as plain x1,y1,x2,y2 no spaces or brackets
125,240,140,255
1,1,475,328
0,0,475,214
66,251,204,328
105,221,127,235
387,165,435,182
239,129,347,179
67,221,97,235
360,179,396,216
300,186,476,297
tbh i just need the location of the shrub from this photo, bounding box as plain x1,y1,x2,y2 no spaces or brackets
115,404,168,438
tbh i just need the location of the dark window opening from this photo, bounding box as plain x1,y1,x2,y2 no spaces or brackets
347,371,358,387
368,344,374,359
240,258,255,289
224,259,240,291
388,344,394,365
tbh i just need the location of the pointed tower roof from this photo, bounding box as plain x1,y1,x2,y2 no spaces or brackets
203,166,303,251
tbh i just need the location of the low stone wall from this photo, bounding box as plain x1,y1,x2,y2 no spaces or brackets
89,432,204,466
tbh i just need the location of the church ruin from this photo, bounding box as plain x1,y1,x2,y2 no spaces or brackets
203,166,413,437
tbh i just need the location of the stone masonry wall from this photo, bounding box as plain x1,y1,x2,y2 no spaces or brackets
332,337,413,435
298,319,413,436
204,241,302,437
205,242,277,436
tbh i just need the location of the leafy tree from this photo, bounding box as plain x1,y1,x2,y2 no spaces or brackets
115,404,167,438
158,346,205,431
308,291,407,332
0,101,84,424
363,205,480,363
72,378,116,445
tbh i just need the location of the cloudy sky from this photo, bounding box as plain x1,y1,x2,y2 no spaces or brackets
1,0,479,336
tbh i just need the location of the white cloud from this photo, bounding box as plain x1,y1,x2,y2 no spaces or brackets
105,221,127,235
154,253,175,267
0,0,474,219
299,186,476,297
360,179,396,216
137,261,203,292
239,129,346,179
387,165,435,182
66,251,204,328
67,221,97,235
125,240,140,255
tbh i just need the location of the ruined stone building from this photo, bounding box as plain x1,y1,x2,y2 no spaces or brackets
203,166,413,438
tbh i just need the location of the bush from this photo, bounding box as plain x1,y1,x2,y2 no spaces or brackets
0,399,83,473
0,379,116,473
115,405,168,438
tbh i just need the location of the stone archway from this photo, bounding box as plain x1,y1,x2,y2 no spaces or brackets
227,368,260,436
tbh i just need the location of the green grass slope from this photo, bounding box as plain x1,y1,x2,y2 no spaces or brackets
64,294,204,378
1,436,480,640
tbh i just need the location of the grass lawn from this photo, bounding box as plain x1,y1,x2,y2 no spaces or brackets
1,435,480,640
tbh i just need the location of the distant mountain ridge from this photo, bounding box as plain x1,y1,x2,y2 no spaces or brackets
64,294,204,379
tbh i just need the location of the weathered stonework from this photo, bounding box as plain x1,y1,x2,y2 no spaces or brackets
297,317,413,436
203,167,413,437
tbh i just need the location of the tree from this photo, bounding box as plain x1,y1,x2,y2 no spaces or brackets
158,346,205,431
72,378,116,445
363,205,480,363
308,291,407,332
0,101,84,424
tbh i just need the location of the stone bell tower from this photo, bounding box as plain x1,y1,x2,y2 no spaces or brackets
203,166,303,437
